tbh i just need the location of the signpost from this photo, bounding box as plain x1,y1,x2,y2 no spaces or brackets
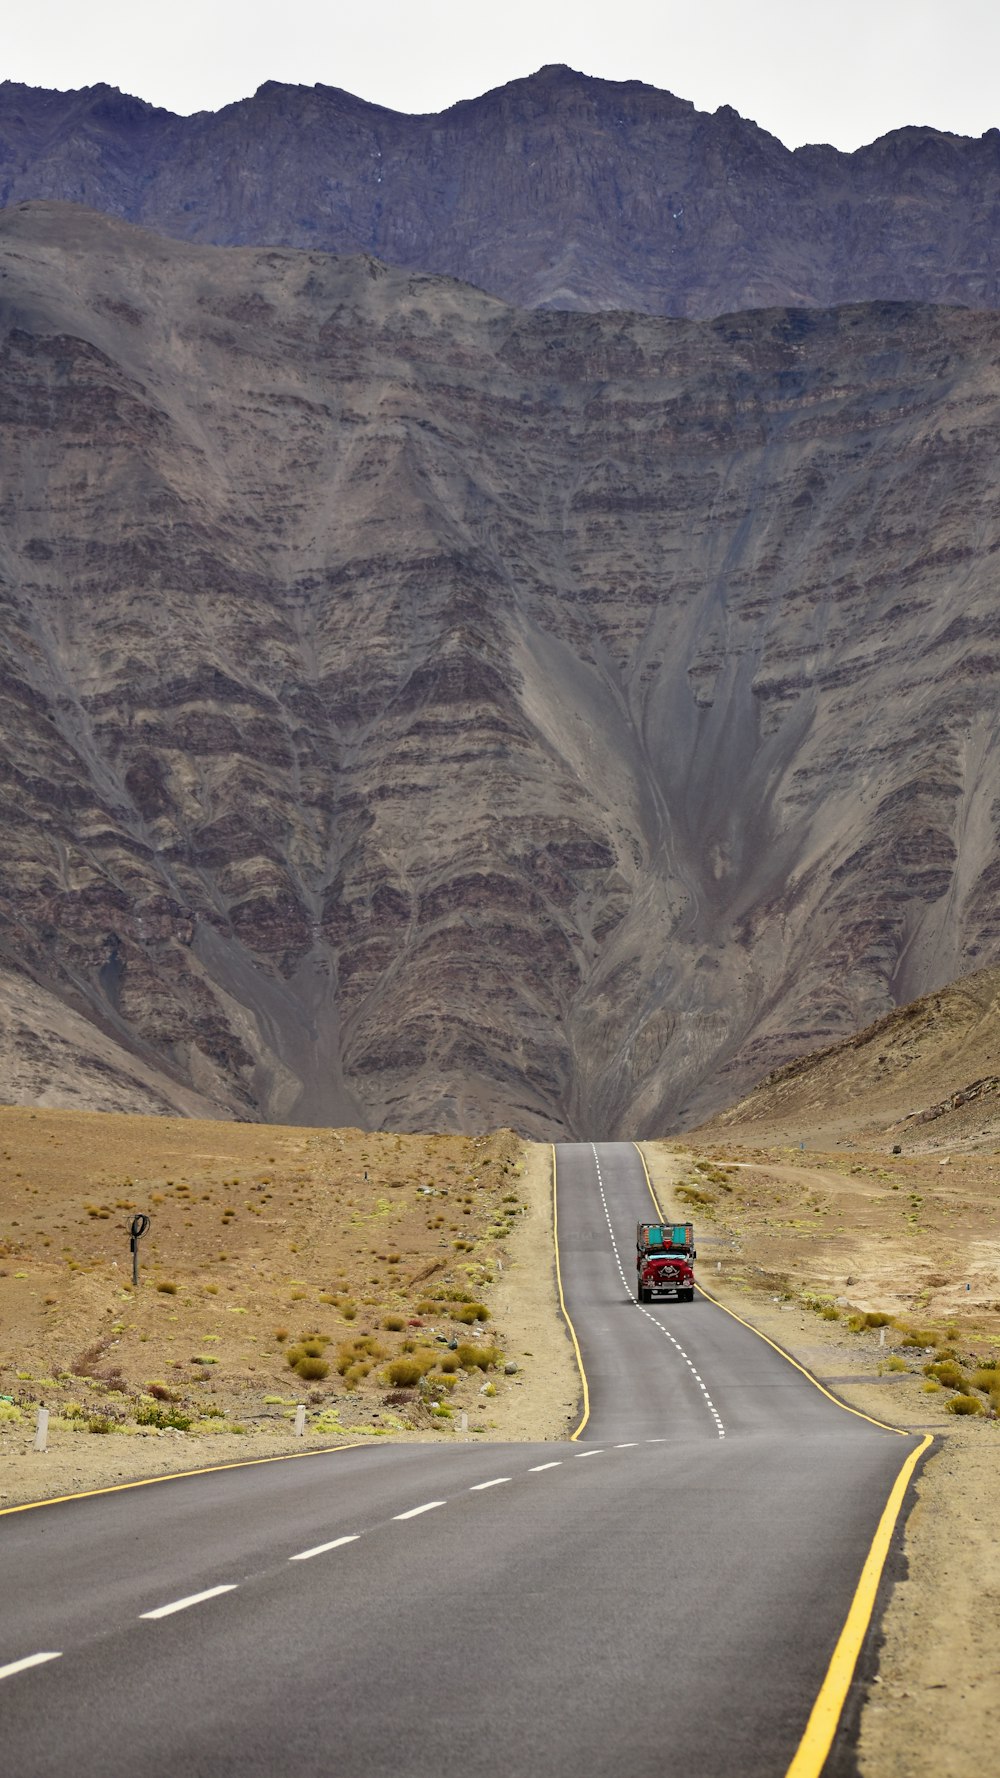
129,1212,150,1286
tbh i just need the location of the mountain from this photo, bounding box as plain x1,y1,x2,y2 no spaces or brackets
697,968,1000,1152
2,202,1000,1136
1,66,1000,317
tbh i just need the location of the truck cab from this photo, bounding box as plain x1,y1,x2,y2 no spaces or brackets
636,1221,696,1303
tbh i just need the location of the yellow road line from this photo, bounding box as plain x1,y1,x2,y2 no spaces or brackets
0,1442,366,1518
552,1143,590,1440
783,1431,933,1778
632,1142,907,1438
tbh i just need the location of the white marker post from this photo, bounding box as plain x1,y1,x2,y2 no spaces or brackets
34,1406,49,1452
294,1405,306,1438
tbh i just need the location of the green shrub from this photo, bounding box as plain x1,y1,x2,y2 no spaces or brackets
884,1356,909,1373
136,1404,192,1431
87,1415,115,1434
821,1305,840,1321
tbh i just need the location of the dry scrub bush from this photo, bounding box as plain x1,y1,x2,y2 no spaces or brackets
294,1355,330,1381
946,1393,984,1415
155,1281,178,1295
383,1315,406,1332
384,1358,427,1387
923,1359,967,1390
456,1342,503,1371
451,1303,490,1324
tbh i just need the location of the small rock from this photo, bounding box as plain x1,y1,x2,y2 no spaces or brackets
504,1361,518,1375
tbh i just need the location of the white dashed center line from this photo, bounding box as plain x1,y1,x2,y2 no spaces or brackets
575,1449,604,1457
141,1584,237,1620
289,1535,360,1561
0,1652,62,1682
469,1477,510,1491
393,1501,446,1520
591,1143,726,1440
528,1461,563,1472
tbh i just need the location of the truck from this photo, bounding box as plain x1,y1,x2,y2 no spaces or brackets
635,1221,696,1303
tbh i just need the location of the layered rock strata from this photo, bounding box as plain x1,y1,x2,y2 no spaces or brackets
1,202,1000,1134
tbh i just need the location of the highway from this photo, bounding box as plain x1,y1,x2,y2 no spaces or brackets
0,1142,926,1777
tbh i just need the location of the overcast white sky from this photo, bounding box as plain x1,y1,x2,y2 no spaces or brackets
3,1,997,151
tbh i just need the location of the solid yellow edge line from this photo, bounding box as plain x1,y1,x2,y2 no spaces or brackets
0,1441,367,1518
632,1142,907,1438
552,1143,590,1440
783,1431,933,1778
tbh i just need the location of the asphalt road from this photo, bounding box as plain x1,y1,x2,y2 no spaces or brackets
0,1141,922,1777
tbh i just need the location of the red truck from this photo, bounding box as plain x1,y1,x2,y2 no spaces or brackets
636,1221,696,1303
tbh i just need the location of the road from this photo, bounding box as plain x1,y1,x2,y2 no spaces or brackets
0,1142,925,1777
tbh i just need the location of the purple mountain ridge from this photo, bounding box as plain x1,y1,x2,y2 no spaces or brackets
2,64,1000,317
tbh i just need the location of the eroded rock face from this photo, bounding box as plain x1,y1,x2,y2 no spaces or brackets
2,203,1000,1135
2,66,1000,317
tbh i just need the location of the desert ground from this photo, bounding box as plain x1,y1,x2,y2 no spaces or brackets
1,1107,997,1776
0,1107,578,1507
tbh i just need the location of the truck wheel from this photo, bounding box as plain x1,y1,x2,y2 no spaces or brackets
683,1288,695,1302
636,1285,647,1304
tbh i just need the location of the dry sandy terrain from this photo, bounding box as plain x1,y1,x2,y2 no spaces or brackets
0,1110,577,1510
640,1141,999,1778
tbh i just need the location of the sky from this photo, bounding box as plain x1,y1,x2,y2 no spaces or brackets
3,1,997,152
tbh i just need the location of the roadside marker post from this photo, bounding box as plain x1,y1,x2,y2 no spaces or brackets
34,1407,48,1452
293,1405,306,1437
129,1213,150,1287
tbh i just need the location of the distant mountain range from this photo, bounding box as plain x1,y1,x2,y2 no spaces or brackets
2,65,1000,317
2,203,1000,1135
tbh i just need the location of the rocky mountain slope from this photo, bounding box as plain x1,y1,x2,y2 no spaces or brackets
2,202,1000,1135
2,66,1000,316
